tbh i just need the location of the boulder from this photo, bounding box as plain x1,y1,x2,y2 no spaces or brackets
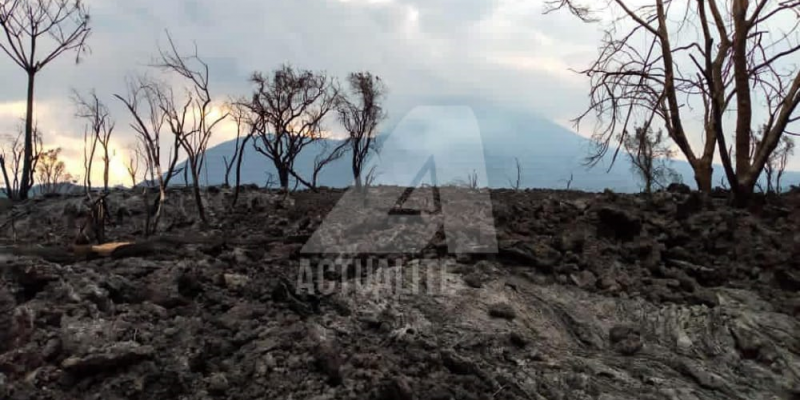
61,342,154,377
666,183,692,194
498,240,561,271
596,206,642,241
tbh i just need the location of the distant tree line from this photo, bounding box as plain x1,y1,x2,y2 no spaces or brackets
0,1,389,238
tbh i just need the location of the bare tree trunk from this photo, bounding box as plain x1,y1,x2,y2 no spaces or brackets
732,0,752,183
183,163,189,187
353,163,363,191
231,134,250,207
223,156,231,187
0,158,13,199
152,184,166,236
84,129,96,193
189,160,207,224
352,150,365,191
19,71,35,200
693,161,713,193
277,165,290,191
103,146,110,191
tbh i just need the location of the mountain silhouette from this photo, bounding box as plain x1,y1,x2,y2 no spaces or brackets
173,101,800,192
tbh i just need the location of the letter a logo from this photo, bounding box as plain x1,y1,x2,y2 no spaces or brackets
302,106,498,255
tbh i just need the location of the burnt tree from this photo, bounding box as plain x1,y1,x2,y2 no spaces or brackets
154,33,227,225
547,0,800,203
245,65,339,191
115,76,181,236
337,72,387,190
0,0,91,199
73,89,114,192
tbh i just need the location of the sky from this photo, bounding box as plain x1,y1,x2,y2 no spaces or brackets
0,0,796,186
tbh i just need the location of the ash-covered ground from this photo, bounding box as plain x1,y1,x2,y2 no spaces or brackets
1,186,799,399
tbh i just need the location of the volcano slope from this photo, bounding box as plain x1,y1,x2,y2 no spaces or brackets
0,186,799,400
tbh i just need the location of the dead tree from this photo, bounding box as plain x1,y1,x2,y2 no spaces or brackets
547,0,800,204
80,115,97,192
764,136,795,194
306,138,348,189
467,170,479,190
227,101,254,207
0,123,42,199
245,65,339,191
80,191,109,244
0,0,91,200
0,133,23,199
222,129,240,187
114,76,181,236
124,143,142,188
337,72,387,190
223,101,248,188
73,89,115,192
153,33,227,225
507,157,522,191
622,125,679,193
364,165,379,188
35,148,69,195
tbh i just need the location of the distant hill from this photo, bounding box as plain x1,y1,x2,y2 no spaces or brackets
173,102,800,192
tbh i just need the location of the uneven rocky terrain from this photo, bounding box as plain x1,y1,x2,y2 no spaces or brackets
1,185,799,399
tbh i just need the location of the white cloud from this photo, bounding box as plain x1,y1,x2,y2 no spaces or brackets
489,54,580,83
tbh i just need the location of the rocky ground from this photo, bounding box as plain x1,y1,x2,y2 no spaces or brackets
0,185,799,400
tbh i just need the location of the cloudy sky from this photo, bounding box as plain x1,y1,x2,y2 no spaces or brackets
0,0,796,186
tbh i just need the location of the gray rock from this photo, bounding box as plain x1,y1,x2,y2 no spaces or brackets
570,270,597,289
488,302,516,320
609,325,642,356
775,268,800,291
667,183,692,194
498,240,561,271
597,206,642,241
223,273,250,291
61,342,154,376
463,272,484,288
377,376,413,400
440,350,479,376
206,373,229,393
0,197,13,213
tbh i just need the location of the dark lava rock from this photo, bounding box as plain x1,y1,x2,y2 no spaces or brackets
676,192,705,220
2,186,799,400
488,303,516,320
61,342,154,377
0,286,15,353
597,206,642,241
609,325,643,356
463,272,484,289
315,343,344,386
376,376,414,400
667,183,692,194
508,332,529,348
440,350,479,376
498,241,561,271
206,372,229,394
570,270,597,289
775,268,800,291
